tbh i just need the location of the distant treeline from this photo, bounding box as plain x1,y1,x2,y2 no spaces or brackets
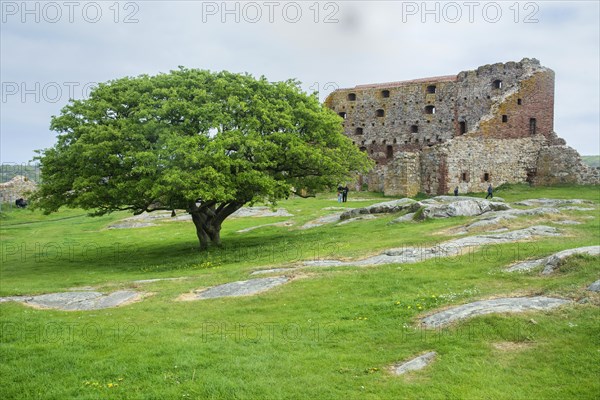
0,163,41,183
581,156,600,169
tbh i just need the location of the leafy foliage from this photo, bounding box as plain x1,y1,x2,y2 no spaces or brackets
33,69,372,248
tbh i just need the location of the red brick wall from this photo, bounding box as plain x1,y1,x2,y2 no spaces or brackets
477,70,555,139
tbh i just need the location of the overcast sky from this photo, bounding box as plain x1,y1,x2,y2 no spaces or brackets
1,1,599,164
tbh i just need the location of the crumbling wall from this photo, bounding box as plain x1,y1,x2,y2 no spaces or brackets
0,176,37,203
535,145,600,185
444,135,546,193
365,165,386,192
384,152,421,197
419,146,450,195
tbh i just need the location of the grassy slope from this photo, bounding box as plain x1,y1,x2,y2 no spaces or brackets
1,185,599,399
581,156,600,169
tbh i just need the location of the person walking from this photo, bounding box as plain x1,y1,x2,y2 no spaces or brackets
453,186,459,196
342,185,349,202
337,185,343,203
485,184,493,199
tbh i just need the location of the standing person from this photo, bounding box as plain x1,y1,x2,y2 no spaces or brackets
454,186,459,196
342,185,349,203
337,185,343,203
485,184,493,199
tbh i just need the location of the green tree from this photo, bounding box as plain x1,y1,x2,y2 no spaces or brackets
33,69,373,249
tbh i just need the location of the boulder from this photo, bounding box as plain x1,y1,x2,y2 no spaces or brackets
422,199,509,219
339,198,418,220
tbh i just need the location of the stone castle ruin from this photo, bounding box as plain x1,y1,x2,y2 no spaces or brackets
325,58,599,196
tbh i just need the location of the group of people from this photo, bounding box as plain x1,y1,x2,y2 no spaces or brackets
337,185,349,203
453,184,494,198
336,183,493,201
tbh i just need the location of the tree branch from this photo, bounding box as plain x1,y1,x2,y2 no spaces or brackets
290,190,315,198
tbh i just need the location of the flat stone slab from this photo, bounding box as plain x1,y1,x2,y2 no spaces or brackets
250,268,296,276
300,213,343,229
165,214,192,222
107,221,158,229
421,296,570,328
304,225,559,267
558,206,596,211
464,207,561,231
505,258,545,272
231,207,293,218
126,210,175,221
514,198,590,207
337,214,377,225
505,246,600,274
303,259,346,268
541,246,600,275
391,213,416,223
132,277,187,284
431,195,505,203
328,197,387,202
390,351,437,375
0,296,30,303
110,210,188,227
237,220,294,233
184,277,290,300
0,291,143,311
587,280,600,292
553,220,582,225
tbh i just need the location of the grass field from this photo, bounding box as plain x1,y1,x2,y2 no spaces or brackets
1,184,599,399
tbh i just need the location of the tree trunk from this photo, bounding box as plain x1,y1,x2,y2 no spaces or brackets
208,227,221,246
189,201,244,250
191,212,211,250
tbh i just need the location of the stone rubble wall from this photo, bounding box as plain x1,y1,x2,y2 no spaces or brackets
0,175,37,203
443,135,546,194
384,152,421,197
535,145,600,185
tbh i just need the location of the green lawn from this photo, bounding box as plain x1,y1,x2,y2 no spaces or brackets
1,185,599,399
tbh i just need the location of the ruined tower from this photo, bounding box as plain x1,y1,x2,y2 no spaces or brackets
325,58,598,196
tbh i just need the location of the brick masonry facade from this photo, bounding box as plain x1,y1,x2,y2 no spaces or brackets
325,58,599,196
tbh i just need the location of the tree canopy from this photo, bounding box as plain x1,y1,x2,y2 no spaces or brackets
33,68,373,249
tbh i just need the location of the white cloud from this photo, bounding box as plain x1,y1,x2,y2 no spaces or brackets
1,0,598,162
